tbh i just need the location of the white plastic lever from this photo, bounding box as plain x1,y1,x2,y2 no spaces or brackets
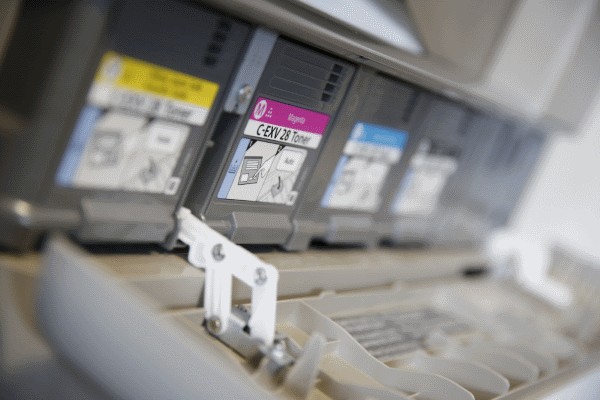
177,208,278,346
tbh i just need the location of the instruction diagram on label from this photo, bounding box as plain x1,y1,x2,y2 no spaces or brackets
392,139,458,216
218,138,307,205
55,51,219,195
321,122,408,212
58,109,189,194
243,97,330,149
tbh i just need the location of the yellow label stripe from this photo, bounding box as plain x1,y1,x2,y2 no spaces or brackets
95,51,219,109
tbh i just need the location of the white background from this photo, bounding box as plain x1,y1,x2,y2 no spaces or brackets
489,92,600,293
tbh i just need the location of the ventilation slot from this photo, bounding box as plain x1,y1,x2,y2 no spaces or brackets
504,137,522,168
321,63,344,102
486,124,515,171
269,45,347,106
430,141,461,159
401,90,420,123
203,18,232,67
457,111,474,136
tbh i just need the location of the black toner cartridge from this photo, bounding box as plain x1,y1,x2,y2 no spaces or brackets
0,0,250,249
286,70,430,250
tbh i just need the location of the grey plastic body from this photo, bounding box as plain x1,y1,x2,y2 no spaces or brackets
186,38,355,245
385,98,469,245
446,122,545,246
0,0,250,249
431,113,509,246
286,70,431,250
392,113,546,248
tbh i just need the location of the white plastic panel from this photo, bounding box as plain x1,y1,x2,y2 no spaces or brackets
0,236,594,400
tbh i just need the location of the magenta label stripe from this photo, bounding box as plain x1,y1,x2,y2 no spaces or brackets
249,97,330,135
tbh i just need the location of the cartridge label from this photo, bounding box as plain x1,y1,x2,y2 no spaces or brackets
242,97,330,149
56,51,219,195
217,138,307,205
321,122,408,212
392,139,458,216
89,51,219,126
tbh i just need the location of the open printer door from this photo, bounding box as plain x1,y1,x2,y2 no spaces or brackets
1,1,600,399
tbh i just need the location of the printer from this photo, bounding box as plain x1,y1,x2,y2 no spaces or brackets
1,0,600,399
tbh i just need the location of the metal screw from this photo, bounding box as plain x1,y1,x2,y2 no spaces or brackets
254,267,267,286
271,345,286,361
206,316,223,335
268,339,294,367
212,244,225,261
237,84,254,105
